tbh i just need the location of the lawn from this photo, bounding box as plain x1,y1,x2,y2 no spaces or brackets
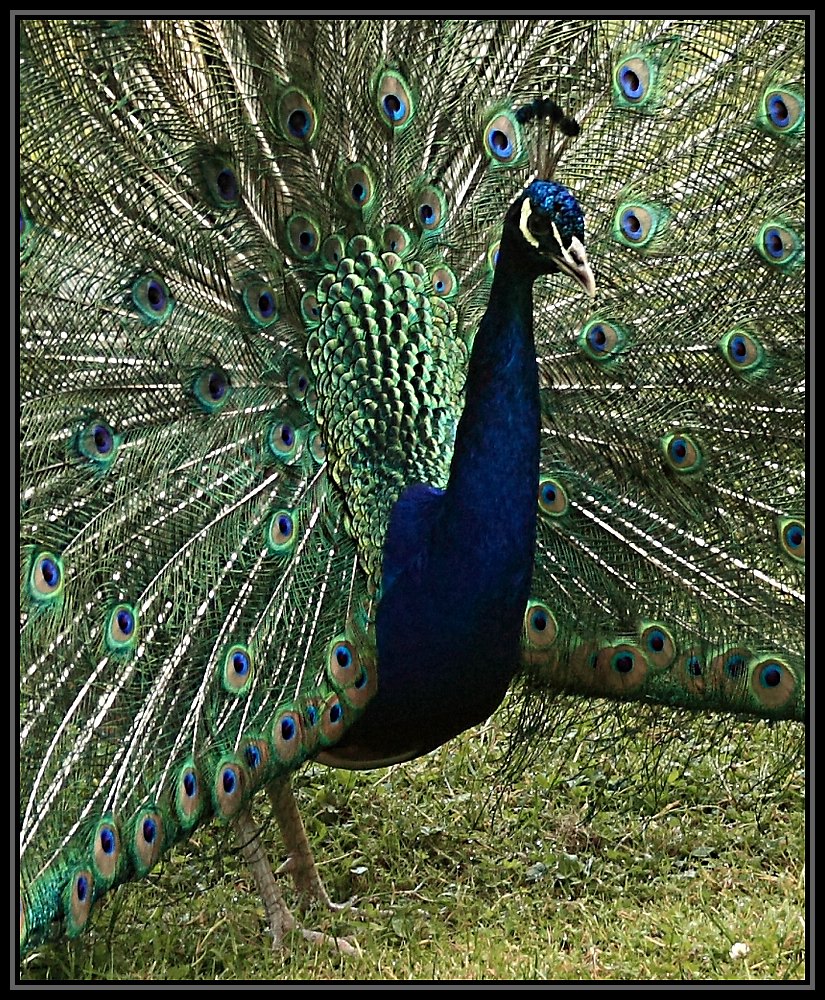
20,697,806,982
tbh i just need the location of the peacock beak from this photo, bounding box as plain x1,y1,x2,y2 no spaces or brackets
552,236,596,298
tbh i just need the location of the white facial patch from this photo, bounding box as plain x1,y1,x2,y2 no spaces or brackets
519,199,540,248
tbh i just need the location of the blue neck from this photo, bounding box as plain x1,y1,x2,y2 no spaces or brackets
323,241,542,768
441,256,540,585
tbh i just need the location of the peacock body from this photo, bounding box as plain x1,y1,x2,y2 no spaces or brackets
19,17,805,962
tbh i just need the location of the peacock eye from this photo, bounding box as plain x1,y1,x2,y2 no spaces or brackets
287,214,321,258
578,320,626,363
242,281,279,326
132,273,174,323
29,551,64,602
106,603,139,652
415,184,447,233
376,70,414,129
267,509,296,554
278,88,317,144
661,432,703,474
193,366,231,412
756,222,802,268
343,164,375,211
529,215,552,239
762,88,804,134
614,54,655,107
483,111,522,165
76,418,119,469
538,476,568,516
202,157,240,208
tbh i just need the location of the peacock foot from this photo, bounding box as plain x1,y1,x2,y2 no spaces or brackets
298,929,362,957
234,805,363,955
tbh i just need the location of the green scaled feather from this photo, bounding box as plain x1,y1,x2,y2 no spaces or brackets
19,17,805,961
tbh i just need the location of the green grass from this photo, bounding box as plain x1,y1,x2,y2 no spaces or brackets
20,699,806,982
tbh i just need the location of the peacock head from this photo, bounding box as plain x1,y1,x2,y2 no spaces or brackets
506,179,596,296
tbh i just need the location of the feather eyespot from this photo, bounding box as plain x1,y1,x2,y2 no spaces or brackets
762,88,804,134
268,420,301,462
524,601,557,649
661,433,703,474
130,807,163,874
300,291,322,326
222,644,253,694
106,603,139,652
212,759,246,817
705,647,754,707
212,760,246,816
243,281,279,326
415,185,447,233
722,652,748,681
132,274,173,324
202,157,240,208
175,760,204,827
483,111,523,164
75,418,119,471
272,709,304,764
327,638,375,708
376,70,414,129
640,624,675,670
616,205,656,245
778,518,805,562
301,700,323,752
430,266,457,298
578,320,626,362
287,214,321,258
594,643,648,693
382,224,412,255
719,329,764,373
287,365,312,402
321,234,346,270
750,657,797,710
756,222,802,269
28,551,63,602
309,430,326,465
278,88,317,144
343,164,375,211
92,818,121,883
319,693,347,744
615,56,653,106
240,738,270,784
538,477,569,516
267,510,296,554
678,653,708,698
65,869,94,937
193,367,231,412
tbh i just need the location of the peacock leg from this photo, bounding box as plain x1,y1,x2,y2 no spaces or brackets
268,776,352,913
234,802,360,955
233,806,296,947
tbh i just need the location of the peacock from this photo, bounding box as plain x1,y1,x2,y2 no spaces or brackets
19,17,806,967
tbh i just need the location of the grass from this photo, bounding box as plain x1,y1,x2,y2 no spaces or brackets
19,698,806,982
